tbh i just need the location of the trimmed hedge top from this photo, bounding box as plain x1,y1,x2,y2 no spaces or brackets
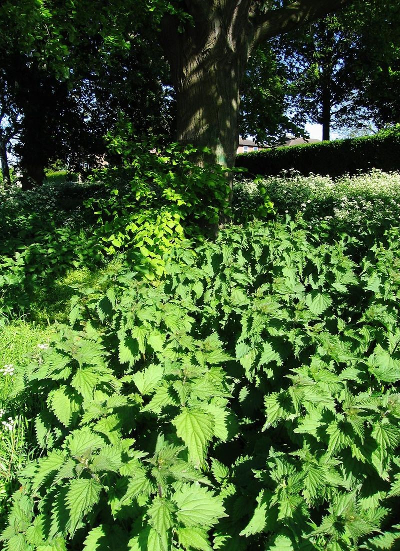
236,125,400,178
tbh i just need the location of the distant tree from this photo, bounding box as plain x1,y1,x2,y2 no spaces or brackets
279,0,400,141
0,81,17,188
239,41,304,146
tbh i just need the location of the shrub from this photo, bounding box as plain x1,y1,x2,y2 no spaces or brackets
2,219,400,550
236,125,400,178
84,142,231,278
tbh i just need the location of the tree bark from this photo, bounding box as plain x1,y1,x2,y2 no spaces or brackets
160,0,351,169
0,132,11,187
161,3,252,169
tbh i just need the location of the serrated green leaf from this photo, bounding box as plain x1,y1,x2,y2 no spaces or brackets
82,525,105,550
388,474,400,497
259,342,282,366
203,404,229,441
67,428,106,458
66,478,102,535
173,484,226,529
118,332,139,366
147,528,166,551
372,422,400,451
177,527,212,551
48,386,81,427
267,533,294,550
143,384,176,414
305,292,332,316
211,459,229,483
133,364,164,395
173,408,214,466
96,295,114,322
71,367,99,401
83,524,129,551
91,445,122,473
33,451,66,491
3,534,30,551
240,502,267,536
148,497,175,536
131,325,147,354
148,333,165,353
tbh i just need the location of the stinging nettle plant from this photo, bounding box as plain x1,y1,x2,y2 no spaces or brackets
2,219,400,550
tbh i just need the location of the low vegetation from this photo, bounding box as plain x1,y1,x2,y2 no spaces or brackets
1,166,400,550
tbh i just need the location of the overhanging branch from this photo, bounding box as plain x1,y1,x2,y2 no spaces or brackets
252,0,352,48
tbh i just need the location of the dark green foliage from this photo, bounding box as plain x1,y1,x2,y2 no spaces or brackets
0,181,104,321
236,126,400,178
0,144,230,320
2,218,400,549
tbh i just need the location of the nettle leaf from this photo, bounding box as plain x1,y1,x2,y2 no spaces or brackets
147,528,167,551
148,497,175,536
211,459,229,483
388,473,400,497
32,451,66,491
131,325,147,355
177,527,212,551
118,330,140,366
363,527,400,550
71,367,100,401
203,403,230,441
121,464,153,503
240,502,267,537
66,478,102,535
3,534,28,551
133,364,164,395
143,384,177,414
96,294,114,322
173,408,214,466
173,484,226,529
65,337,105,368
264,392,294,427
67,428,106,458
305,292,332,316
148,333,165,353
372,422,400,451
267,533,294,550
48,386,81,427
259,342,282,367
368,345,400,382
35,413,55,449
91,445,123,473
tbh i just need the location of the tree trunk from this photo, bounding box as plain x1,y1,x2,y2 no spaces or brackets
321,81,331,141
20,163,45,191
0,134,11,187
161,7,252,171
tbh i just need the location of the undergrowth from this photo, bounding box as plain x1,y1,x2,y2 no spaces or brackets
1,219,400,550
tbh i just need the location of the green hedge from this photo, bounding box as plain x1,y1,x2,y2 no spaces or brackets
236,125,400,177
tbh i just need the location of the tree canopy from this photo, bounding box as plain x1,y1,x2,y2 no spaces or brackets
0,0,354,187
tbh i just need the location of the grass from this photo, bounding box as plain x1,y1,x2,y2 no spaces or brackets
0,320,56,515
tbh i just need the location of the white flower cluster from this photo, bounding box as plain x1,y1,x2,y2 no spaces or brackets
37,343,49,350
1,417,15,432
1,364,14,376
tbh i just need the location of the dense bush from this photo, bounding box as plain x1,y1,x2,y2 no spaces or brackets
236,126,400,177
2,219,400,550
0,144,230,320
